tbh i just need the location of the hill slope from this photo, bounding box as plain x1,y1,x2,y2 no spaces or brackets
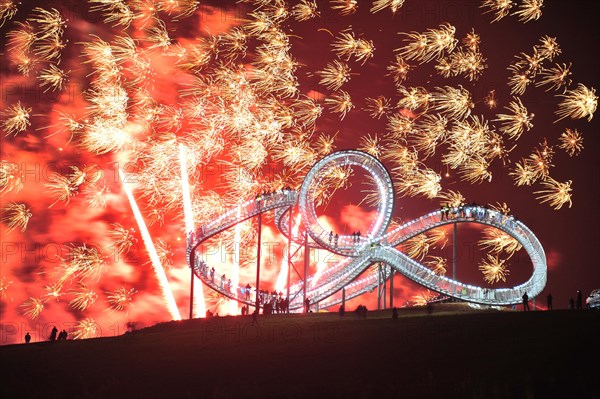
2,305,599,398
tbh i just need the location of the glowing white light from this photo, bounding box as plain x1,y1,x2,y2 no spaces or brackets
119,168,181,320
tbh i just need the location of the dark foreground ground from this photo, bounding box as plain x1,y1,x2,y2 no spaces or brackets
1,304,599,399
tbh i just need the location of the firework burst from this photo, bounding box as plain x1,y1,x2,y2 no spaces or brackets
558,128,583,157
555,84,598,122
106,287,137,313
73,318,101,339
70,284,98,311
21,297,45,319
1,102,32,136
1,202,32,233
534,177,573,210
479,254,510,284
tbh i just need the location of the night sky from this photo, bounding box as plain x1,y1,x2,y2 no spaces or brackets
1,0,599,345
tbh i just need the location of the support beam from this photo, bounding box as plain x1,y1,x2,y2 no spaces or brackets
389,269,394,308
377,263,382,310
189,257,194,320
303,229,309,312
286,207,292,313
453,222,457,293
255,212,262,313
383,265,387,310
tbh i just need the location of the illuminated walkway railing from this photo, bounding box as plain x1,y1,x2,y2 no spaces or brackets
187,150,547,312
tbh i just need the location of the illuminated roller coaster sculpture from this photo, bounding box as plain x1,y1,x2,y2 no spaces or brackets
187,150,547,312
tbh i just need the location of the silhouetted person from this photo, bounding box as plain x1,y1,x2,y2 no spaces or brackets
522,292,530,311
392,307,398,321
25,332,31,344
547,293,553,310
339,304,345,318
568,297,575,310
304,297,310,313
252,309,259,325
427,302,433,314
62,330,68,340
334,234,339,248
576,290,582,310
50,326,58,341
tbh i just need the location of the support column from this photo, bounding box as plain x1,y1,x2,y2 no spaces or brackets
303,229,309,312
389,269,394,308
383,265,387,310
286,207,292,312
453,222,457,293
342,287,346,309
189,253,195,320
255,212,262,313
377,263,382,310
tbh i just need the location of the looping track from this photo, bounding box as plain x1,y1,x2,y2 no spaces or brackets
187,151,546,311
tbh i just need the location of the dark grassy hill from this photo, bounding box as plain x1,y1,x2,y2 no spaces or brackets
2,304,599,398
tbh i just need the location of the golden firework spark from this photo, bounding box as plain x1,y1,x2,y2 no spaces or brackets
89,0,135,28
28,7,66,40
0,0,18,27
154,238,174,270
458,156,492,184
396,23,457,64
510,159,536,186
69,283,98,311
45,172,78,207
43,281,64,301
534,177,573,210
490,202,511,215
60,244,107,282
479,254,510,284
1,102,32,136
555,84,597,122
424,256,447,276
330,30,375,65
0,161,25,195
106,287,137,312
535,35,561,61
404,234,430,261
558,128,583,157
536,62,572,92
437,190,465,208
0,277,13,301
410,113,447,159
291,0,319,21
108,224,138,256
330,0,358,16
364,96,391,119
494,97,534,140
21,297,45,319
1,202,32,232
479,227,522,256
431,86,473,120
512,0,543,23
37,64,69,92
324,90,354,120
73,318,100,339
371,0,405,14
480,0,514,23
386,55,411,87
412,290,437,306
358,133,383,158
317,60,352,91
